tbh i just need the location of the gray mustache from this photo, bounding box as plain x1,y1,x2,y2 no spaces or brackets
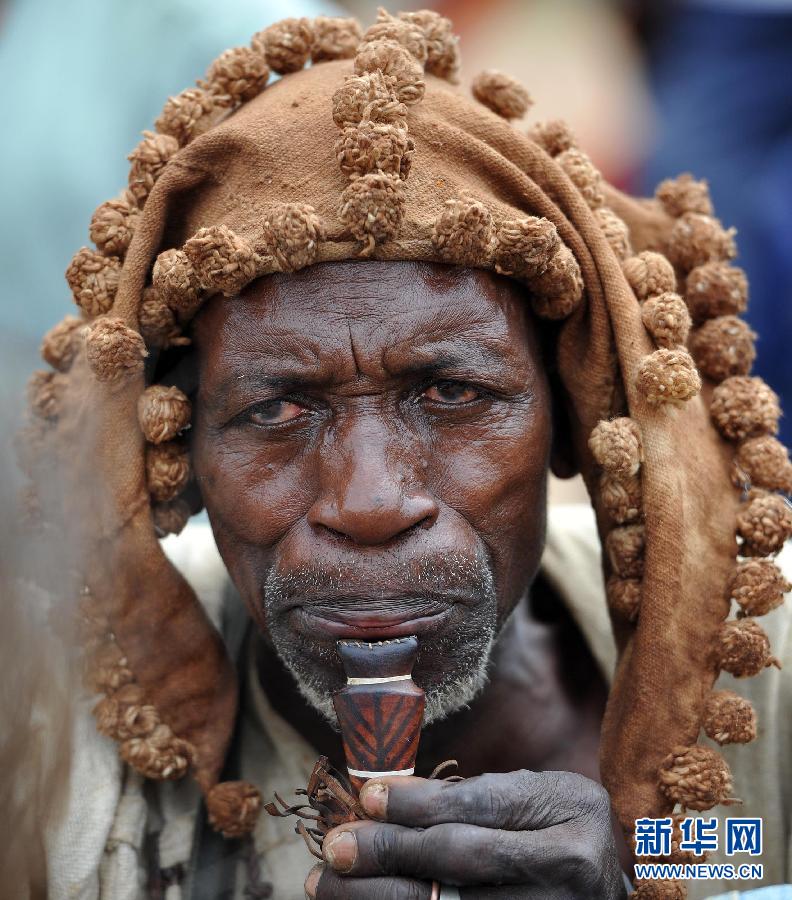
262,551,495,610
299,595,449,612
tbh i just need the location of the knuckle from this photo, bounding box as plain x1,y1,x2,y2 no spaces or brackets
411,823,460,878
585,779,610,811
536,769,567,795
436,776,489,823
505,769,542,828
536,770,575,815
512,768,539,793
370,826,400,875
564,832,602,885
487,830,522,882
578,779,612,826
548,771,610,822
521,770,568,823
483,782,516,828
434,780,467,821
497,792,523,830
457,772,523,827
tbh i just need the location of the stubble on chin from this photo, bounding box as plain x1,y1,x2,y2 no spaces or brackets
260,552,499,728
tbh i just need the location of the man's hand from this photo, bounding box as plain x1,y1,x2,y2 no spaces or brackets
304,770,628,899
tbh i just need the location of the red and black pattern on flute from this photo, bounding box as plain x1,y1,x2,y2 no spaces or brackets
333,636,425,795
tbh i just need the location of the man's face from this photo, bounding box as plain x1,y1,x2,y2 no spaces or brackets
191,261,552,724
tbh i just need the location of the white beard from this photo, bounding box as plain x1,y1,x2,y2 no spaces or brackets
264,551,499,728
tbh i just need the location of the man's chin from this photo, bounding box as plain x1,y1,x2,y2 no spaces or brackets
258,544,501,726
271,622,496,729
422,652,493,725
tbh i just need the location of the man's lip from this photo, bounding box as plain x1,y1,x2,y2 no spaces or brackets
292,605,455,641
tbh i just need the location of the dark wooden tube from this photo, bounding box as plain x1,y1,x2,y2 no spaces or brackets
333,636,425,795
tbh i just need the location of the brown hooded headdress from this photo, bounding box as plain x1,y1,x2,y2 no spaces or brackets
21,8,791,893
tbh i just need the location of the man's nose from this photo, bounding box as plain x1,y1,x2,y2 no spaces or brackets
307,422,439,546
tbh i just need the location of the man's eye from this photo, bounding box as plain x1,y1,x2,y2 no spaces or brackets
422,381,481,405
247,399,306,426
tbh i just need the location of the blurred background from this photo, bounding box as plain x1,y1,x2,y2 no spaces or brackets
1,0,790,462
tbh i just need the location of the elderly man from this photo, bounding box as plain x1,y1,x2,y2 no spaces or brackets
20,9,792,900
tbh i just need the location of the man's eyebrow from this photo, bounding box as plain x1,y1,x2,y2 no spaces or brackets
207,370,330,402
385,342,515,376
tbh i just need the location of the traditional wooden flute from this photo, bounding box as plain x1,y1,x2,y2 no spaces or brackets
333,636,425,795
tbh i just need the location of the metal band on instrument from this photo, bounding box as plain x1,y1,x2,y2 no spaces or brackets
346,766,415,779
346,674,413,685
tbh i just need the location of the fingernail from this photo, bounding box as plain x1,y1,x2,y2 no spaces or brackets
304,862,323,899
360,781,388,819
323,830,357,872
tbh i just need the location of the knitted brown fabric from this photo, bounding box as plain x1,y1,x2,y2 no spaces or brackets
27,8,788,861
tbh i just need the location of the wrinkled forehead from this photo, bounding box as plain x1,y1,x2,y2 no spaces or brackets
191,260,545,379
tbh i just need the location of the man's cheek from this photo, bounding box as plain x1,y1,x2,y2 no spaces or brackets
433,434,548,601
194,437,315,545
433,433,548,535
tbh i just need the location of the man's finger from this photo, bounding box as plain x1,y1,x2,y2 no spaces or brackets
459,889,586,900
359,770,610,831
322,820,540,884
307,862,433,900
310,863,609,900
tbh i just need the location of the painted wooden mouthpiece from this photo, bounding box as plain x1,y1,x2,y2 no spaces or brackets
333,636,425,795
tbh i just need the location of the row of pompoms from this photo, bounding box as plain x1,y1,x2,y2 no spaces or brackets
78,586,262,837
591,417,788,689
581,166,790,900
152,10,459,153
59,8,599,343
331,13,434,259
22,372,197,542
60,9,462,326
528,123,757,411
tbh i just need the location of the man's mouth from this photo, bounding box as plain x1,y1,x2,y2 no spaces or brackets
288,598,458,642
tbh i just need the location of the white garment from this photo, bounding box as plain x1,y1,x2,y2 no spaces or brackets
45,699,124,900
43,506,792,899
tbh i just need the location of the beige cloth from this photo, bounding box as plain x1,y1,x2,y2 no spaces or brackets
45,507,791,899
